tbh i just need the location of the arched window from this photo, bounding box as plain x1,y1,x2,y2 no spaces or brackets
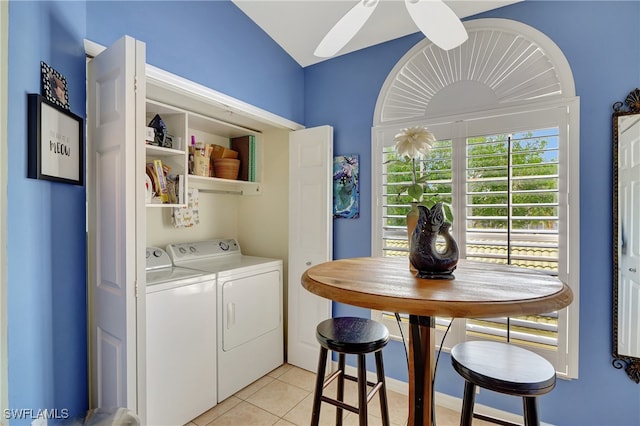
371,18,579,378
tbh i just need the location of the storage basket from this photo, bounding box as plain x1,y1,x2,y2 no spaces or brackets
213,158,240,180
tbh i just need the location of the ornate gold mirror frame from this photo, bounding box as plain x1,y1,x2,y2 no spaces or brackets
612,88,640,383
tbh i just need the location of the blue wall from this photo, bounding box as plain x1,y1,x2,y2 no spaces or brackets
304,1,640,425
7,1,88,423
6,1,640,425
6,0,303,423
86,0,305,125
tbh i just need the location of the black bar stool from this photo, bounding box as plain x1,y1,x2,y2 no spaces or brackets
451,341,556,426
310,317,390,426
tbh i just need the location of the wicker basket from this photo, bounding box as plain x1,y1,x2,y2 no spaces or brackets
213,158,240,180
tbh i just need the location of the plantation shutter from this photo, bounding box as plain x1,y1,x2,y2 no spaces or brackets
377,108,569,369
464,128,560,351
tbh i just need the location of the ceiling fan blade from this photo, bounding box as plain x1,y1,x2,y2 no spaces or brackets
314,0,379,58
404,0,468,51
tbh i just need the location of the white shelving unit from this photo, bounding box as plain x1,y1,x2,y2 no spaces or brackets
145,99,188,207
145,95,262,204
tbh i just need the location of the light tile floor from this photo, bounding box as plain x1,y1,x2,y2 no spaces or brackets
187,363,495,426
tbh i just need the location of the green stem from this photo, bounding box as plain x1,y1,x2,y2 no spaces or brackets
412,157,417,185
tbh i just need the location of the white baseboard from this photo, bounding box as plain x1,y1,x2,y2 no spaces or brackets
333,361,553,426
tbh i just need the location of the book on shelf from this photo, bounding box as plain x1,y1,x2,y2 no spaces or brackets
230,135,256,182
176,174,185,205
165,174,185,205
151,159,169,203
145,162,164,203
249,138,256,182
167,179,177,204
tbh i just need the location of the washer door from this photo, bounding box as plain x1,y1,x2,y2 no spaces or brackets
147,280,216,424
220,270,281,351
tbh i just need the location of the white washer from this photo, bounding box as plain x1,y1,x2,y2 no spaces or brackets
167,239,284,402
145,247,217,425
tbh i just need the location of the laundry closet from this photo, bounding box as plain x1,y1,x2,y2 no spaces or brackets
86,36,333,425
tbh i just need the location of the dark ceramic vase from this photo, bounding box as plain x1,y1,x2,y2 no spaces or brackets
409,203,459,279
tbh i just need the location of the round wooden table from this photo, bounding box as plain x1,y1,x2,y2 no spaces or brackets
301,257,573,426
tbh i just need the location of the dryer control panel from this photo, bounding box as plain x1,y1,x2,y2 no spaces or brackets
166,238,241,263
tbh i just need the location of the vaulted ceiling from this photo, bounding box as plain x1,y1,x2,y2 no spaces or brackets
232,1,522,67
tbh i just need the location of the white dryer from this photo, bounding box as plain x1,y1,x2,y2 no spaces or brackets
167,239,284,402
145,247,217,425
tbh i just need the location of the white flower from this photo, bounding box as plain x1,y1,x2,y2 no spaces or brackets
393,126,436,159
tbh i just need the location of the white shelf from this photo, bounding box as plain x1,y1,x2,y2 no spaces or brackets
145,144,186,156
188,175,261,196
146,202,185,208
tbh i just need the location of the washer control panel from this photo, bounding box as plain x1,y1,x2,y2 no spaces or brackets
145,247,173,270
166,239,241,263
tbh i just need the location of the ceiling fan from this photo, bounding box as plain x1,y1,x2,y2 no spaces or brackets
314,0,468,58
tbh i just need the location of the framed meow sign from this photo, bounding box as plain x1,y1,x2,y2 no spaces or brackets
27,94,83,185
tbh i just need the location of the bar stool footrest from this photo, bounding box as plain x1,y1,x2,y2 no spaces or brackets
342,372,380,389
319,381,384,415
321,370,385,410
320,395,359,415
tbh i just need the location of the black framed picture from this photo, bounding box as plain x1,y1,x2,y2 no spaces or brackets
40,61,69,110
28,94,83,185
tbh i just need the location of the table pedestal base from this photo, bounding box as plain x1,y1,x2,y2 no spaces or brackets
408,315,435,426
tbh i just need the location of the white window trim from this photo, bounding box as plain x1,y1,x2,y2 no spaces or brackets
370,18,579,379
